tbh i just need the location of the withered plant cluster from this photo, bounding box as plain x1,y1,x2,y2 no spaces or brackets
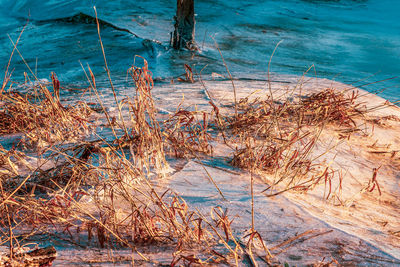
228,87,365,197
0,73,93,147
163,109,212,158
0,61,250,266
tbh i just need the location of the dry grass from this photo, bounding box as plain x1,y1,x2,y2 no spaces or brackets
163,108,213,158
0,59,245,266
227,86,366,198
0,74,93,148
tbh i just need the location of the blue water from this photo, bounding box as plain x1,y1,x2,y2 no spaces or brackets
0,0,399,101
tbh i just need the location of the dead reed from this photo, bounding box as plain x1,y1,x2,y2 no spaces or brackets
0,73,93,148
163,108,213,158
228,87,366,198
0,58,244,265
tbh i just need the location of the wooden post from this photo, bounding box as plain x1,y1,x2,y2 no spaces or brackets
172,0,196,50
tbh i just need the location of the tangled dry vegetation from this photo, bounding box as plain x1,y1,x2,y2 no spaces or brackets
0,74,93,149
227,86,369,199
1,60,276,266
0,56,386,265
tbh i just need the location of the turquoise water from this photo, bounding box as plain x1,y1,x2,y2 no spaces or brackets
0,0,399,101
